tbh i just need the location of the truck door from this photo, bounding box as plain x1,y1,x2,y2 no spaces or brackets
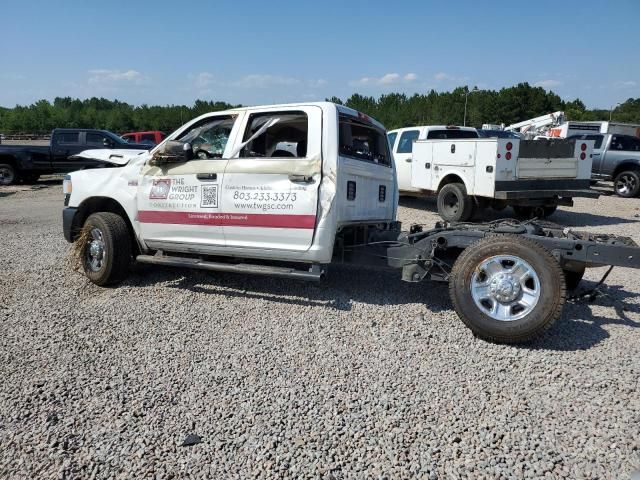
136,114,240,250
51,131,82,169
394,129,420,192
221,106,322,251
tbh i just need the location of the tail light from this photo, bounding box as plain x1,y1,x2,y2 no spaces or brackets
581,143,587,151
505,152,512,160
580,152,586,160
506,142,513,151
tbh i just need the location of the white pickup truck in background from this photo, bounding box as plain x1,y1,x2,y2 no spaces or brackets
388,126,597,222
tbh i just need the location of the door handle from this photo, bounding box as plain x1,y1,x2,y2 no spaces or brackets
288,174,313,183
405,158,412,163
196,173,217,180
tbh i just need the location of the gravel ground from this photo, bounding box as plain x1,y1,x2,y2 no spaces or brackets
1,180,639,479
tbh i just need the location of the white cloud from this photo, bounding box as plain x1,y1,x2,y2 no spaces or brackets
534,79,563,88
379,73,401,85
614,80,637,89
193,72,215,89
234,74,300,88
0,73,25,81
88,69,146,85
434,72,469,83
308,78,328,88
350,72,417,87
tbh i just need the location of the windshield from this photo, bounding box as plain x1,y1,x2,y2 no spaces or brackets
103,130,128,144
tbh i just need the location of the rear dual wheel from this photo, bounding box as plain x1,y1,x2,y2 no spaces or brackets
449,235,566,343
437,183,474,222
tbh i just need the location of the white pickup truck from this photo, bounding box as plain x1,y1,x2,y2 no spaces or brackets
62,102,640,344
388,126,597,222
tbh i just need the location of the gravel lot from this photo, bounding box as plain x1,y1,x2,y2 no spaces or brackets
1,180,639,479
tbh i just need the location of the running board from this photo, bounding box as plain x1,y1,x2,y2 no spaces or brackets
136,254,325,281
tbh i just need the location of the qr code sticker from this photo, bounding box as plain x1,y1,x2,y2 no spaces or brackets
201,185,218,208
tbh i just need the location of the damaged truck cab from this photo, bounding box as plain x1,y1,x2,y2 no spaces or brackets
63,102,397,274
63,102,640,344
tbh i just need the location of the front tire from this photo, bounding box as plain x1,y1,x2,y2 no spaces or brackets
613,170,640,197
0,163,17,185
437,183,474,222
80,212,132,286
449,235,566,343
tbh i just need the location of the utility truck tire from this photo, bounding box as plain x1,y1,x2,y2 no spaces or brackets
437,183,474,222
613,170,640,198
80,212,132,286
0,163,17,185
449,235,566,344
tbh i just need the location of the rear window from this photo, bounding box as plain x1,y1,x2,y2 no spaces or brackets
567,134,604,149
141,133,157,144
339,117,390,166
426,129,479,140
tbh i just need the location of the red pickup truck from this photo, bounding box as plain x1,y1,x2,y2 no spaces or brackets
121,131,166,146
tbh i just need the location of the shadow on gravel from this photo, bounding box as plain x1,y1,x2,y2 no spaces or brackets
0,191,16,198
399,196,637,227
529,282,640,351
123,263,452,313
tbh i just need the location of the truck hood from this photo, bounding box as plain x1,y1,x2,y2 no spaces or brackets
70,148,148,166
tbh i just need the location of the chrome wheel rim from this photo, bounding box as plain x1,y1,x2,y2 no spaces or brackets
470,255,540,321
0,166,14,185
85,228,106,272
615,174,636,195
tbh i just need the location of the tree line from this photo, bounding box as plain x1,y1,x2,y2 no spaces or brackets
0,83,639,135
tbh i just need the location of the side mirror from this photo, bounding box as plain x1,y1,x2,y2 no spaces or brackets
150,140,192,165
103,138,114,148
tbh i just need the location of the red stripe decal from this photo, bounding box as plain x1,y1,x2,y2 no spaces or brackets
138,210,316,229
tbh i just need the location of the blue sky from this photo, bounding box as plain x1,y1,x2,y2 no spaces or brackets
1,0,638,109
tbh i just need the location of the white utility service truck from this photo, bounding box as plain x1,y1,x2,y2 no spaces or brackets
62,102,640,344
388,126,597,222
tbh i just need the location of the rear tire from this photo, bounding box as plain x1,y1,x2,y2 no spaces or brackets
80,212,132,286
437,183,474,222
0,163,17,186
449,235,566,344
613,170,640,197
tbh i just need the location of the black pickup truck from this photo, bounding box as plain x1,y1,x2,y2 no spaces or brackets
0,128,151,185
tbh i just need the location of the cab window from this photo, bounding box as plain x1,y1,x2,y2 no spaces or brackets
397,130,420,153
339,117,390,166
56,132,79,144
611,135,640,151
240,111,308,158
177,116,236,159
86,133,107,146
